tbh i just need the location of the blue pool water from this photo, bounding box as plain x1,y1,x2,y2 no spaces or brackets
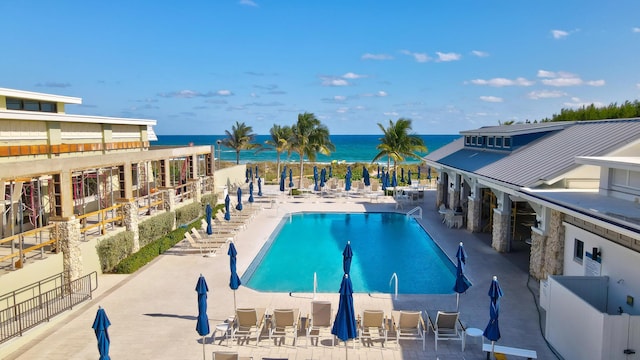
242,212,458,294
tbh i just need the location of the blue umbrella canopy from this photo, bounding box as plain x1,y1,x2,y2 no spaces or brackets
248,182,254,203
245,168,249,183
417,166,421,179
205,204,213,235
320,168,326,188
329,165,333,178
195,275,210,337
456,242,467,265
288,168,294,188
228,242,241,312
257,177,263,196
345,171,352,191
407,170,412,185
427,166,432,180
224,194,231,221
331,274,358,342
377,165,380,178
235,187,243,211
381,171,387,191
280,171,285,192
255,165,259,178
314,169,319,191
391,171,397,187
483,276,503,343
363,168,370,186
453,244,471,311
92,307,111,360
342,241,353,274
401,168,405,182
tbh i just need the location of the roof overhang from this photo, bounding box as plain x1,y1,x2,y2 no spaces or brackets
0,88,82,104
576,156,640,172
0,110,156,126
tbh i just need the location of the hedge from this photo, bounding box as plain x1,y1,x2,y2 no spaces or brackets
176,202,202,226
96,231,134,273
138,211,175,248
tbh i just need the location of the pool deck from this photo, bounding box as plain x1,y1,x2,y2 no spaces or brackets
1,187,555,359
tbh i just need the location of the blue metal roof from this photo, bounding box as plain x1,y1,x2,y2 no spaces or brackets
438,148,509,172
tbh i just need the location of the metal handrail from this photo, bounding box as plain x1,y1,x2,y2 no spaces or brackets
389,272,398,300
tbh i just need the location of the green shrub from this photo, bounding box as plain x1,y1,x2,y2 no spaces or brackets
176,202,201,226
96,231,134,273
201,194,217,208
138,212,175,247
113,226,189,274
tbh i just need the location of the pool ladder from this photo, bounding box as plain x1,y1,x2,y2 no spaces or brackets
313,272,318,300
406,206,422,219
389,272,398,300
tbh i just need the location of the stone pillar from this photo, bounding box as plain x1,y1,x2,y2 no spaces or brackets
51,217,82,287
529,229,548,279
119,200,140,252
543,209,565,276
491,191,511,252
467,195,482,232
436,179,444,209
161,188,177,230
192,179,202,203
450,174,461,211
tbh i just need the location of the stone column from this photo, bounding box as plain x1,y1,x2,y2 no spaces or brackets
543,210,565,276
161,188,177,230
491,191,511,252
436,179,444,209
119,200,140,252
192,179,202,203
51,217,82,289
529,229,548,279
467,195,482,232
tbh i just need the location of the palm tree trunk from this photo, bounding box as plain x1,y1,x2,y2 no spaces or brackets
236,150,240,164
276,153,281,183
298,155,304,189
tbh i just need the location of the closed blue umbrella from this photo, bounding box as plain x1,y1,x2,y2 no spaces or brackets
280,170,285,192
195,275,209,360
92,306,111,360
224,194,231,221
453,243,470,311
345,169,352,192
484,276,503,355
329,165,332,178
417,166,421,179
235,187,243,211
363,168,370,187
248,182,254,203
427,166,432,180
257,177,263,196
228,242,241,312
255,165,259,178
401,168,405,182
407,170,412,186
205,204,213,235
249,167,253,181
381,171,387,191
343,241,353,274
391,170,397,188
245,168,249,183
313,166,319,191
377,165,380,178
288,168,294,188
332,274,357,357
320,168,326,189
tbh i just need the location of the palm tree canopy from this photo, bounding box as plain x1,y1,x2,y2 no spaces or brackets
222,121,260,164
372,118,427,168
290,112,335,187
263,124,293,181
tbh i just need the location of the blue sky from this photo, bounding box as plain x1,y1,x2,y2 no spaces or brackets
2,1,640,135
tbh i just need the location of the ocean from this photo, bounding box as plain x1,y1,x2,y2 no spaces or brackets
153,134,460,164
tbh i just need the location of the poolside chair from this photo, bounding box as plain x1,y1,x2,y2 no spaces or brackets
391,310,426,351
211,351,253,360
359,310,387,347
191,228,233,251
306,300,335,347
268,308,301,346
233,308,266,345
214,212,247,230
429,311,464,351
183,232,214,255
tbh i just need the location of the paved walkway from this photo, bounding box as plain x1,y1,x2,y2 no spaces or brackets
1,188,556,359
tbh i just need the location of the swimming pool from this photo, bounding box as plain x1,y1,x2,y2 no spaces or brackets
242,212,458,294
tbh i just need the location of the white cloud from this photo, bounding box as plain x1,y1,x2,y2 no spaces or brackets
320,77,349,86
586,80,605,86
158,89,234,98
470,77,535,87
383,111,399,117
633,27,640,33
239,0,258,7
563,97,604,108
436,52,461,62
401,50,430,63
480,96,503,103
537,70,604,87
376,91,387,97
542,77,583,86
342,72,366,79
551,29,569,39
537,70,557,78
471,50,489,57
527,90,567,99
216,89,233,96
361,53,394,60
361,91,388,98
336,107,349,113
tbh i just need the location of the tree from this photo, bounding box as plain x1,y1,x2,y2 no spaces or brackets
221,121,260,164
289,112,335,188
372,118,427,178
263,124,292,182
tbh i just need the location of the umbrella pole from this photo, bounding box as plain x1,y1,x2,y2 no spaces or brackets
345,340,348,360
491,340,495,357
233,290,237,313
202,335,206,360
456,293,460,312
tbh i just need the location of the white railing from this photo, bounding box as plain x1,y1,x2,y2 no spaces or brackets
313,272,318,300
389,272,398,300
406,206,422,219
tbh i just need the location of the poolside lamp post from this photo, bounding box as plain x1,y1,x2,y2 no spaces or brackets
216,140,222,169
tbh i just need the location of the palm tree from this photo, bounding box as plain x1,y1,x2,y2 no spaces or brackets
263,124,292,182
221,121,260,164
289,112,335,188
372,118,427,178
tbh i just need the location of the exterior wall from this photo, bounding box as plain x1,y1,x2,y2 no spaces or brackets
466,195,481,232
491,209,510,252
563,222,640,315
529,229,548,279
0,253,63,301
543,209,565,276
214,165,249,199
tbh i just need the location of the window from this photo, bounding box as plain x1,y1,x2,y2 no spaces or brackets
574,239,584,263
504,137,511,148
488,137,494,147
471,136,477,145
5,97,57,112
496,137,503,147
465,136,471,145
478,136,485,145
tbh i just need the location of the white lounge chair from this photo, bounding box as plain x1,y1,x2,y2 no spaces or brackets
359,309,387,347
233,308,266,345
268,308,301,346
391,310,426,350
428,311,464,351
306,300,334,347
